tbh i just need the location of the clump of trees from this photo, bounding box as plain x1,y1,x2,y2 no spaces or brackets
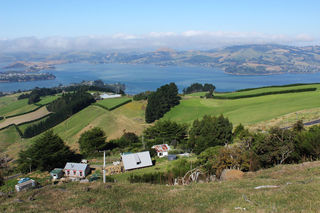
145,83,180,123
18,87,62,104
189,115,233,154
183,83,215,94
78,127,107,157
196,120,320,178
23,91,95,138
144,120,188,149
17,131,80,172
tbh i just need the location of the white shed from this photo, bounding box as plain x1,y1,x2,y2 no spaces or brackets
121,151,153,171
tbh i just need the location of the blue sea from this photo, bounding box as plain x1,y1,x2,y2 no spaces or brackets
1,62,320,94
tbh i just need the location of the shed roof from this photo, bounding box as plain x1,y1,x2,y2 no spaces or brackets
121,151,153,170
152,144,170,153
64,163,88,171
50,168,63,174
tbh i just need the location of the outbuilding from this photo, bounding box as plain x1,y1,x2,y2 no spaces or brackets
121,151,153,171
152,144,171,158
15,179,36,192
64,163,90,178
50,168,64,180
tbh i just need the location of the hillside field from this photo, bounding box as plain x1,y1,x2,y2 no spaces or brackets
94,97,132,110
164,84,320,125
1,84,320,158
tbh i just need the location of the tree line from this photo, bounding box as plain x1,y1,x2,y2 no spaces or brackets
23,91,95,138
183,83,215,94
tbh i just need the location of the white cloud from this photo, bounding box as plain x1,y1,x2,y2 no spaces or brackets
0,31,318,52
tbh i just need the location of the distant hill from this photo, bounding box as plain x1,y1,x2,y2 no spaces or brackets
2,44,320,75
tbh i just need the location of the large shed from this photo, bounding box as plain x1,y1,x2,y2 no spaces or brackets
64,163,90,178
121,151,153,171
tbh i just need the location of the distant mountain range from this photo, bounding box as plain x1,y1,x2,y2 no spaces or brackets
2,44,320,75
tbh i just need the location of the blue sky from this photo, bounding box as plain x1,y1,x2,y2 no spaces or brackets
1,0,319,37
0,0,319,51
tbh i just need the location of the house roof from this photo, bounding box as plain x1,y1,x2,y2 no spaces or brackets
152,144,170,153
64,163,88,171
121,151,153,170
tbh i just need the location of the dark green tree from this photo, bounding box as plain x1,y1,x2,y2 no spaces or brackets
78,127,107,156
145,83,180,123
189,115,233,154
144,120,188,148
17,130,79,172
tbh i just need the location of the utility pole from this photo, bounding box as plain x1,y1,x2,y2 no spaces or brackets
99,150,106,183
142,135,145,149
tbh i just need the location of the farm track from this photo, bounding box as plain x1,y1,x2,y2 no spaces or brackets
0,107,51,129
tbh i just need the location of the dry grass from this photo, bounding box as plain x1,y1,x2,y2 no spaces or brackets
0,107,50,129
2,161,320,212
249,107,320,131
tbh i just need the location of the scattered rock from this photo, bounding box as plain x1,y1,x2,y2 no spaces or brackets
80,179,89,183
234,207,246,211
220,169,244,181
105,185,112,189
254,185,280,189
13,199,24,203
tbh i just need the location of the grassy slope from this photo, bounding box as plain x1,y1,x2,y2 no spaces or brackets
36,95,59,105
95,97,132,109
37,100,146,149
0,126,22,153
0,97,37,117
1,161,320,212
0,95,58,117
164,85,320,125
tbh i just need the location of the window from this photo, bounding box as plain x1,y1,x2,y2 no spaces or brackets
73,170,76,175
67,170,70,175
80,171,83,176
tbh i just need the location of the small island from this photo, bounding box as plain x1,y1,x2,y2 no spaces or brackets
0,71,56,83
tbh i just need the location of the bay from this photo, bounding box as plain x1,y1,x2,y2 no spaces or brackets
1,62,320,94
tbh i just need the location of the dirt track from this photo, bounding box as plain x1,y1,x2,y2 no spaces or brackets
0,107,51,129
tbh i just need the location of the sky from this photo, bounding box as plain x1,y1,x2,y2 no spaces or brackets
0,0,319,51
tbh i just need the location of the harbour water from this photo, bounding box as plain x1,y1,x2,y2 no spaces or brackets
1,62,320,94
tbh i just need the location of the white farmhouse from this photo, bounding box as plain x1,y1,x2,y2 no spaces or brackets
152,144,171,158
64,163,90,178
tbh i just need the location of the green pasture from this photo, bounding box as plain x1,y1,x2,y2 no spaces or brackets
214,83,320,98
164,87,320,125
0,95,58,117
36,95,59,105
95,97,132,110
0,97,37,117
0,125,22,153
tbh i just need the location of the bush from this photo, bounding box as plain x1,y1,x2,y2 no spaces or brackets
189,115,233,154
17,130,80,172
78,127,107,157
